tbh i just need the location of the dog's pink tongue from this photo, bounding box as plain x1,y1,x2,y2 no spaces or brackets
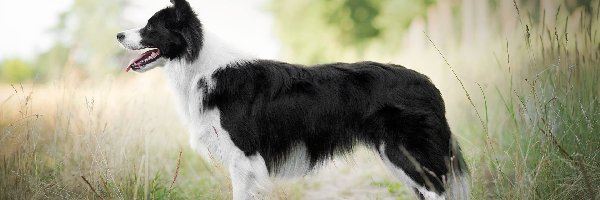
124,49,160,72
125,51,149,72
125,57,139,72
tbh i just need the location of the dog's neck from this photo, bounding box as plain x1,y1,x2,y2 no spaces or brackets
164,30,254,125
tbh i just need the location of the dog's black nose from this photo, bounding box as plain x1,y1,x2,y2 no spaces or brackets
117,32,125,41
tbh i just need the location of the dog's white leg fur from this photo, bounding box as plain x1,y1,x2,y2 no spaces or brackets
184,109,272,200
378,144,445,200
229,153,272,200
417,188,446,200
378,143,418,188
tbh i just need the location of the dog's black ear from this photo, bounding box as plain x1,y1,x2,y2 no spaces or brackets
170,0,193,22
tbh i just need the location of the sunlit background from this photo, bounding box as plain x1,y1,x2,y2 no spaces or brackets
1,0,599,199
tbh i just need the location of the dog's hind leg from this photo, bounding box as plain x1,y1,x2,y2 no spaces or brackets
229,153,272,200
370,105,469,199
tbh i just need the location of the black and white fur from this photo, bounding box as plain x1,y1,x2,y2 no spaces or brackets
117,0,469,199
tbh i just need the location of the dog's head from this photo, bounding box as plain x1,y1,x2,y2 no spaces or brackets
117,0,202,72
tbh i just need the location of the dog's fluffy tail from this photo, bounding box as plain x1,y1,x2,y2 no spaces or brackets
445,137,470,200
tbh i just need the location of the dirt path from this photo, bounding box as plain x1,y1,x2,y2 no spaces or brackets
273,148,415,200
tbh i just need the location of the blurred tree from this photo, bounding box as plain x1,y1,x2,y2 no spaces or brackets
374,0,436,50
269,0,436,63
0,45,69,83
33,44,71,82
0,0,126,82
43,0,126,79
326,0,383,46
0,59,34,83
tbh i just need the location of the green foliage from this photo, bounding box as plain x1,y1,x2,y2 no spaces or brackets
325,0,383,46
55,0,125,72
0,59,35,82
0,45,70,83
17,0,127,82
269,0,435,63
33,44,71,81
0,0,127,82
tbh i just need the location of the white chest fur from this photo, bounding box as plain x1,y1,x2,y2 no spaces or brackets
163,31,254,165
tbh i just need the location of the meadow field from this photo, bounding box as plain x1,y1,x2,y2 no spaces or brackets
1,0,599,199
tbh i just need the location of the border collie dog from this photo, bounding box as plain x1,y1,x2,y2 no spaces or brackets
117,0,469,199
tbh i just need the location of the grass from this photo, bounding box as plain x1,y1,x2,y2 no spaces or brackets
461,1,600,199
0,74,231,199
1,1,600,199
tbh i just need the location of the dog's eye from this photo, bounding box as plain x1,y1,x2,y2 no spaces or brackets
146,25,153,31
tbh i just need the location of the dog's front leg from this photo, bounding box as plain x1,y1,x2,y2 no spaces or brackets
229,153,272,200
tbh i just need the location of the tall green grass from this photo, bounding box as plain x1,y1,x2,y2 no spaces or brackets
466,1,600,199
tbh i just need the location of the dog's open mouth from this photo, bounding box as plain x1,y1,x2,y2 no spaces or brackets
126,48,162,72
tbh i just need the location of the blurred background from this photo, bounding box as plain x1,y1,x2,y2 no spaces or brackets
1,0,599,199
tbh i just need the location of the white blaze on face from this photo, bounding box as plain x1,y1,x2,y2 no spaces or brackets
118,28,145,50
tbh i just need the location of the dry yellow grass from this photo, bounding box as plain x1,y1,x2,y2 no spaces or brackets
0,72,230,199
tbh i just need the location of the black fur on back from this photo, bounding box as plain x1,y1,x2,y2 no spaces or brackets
203,60,457,192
